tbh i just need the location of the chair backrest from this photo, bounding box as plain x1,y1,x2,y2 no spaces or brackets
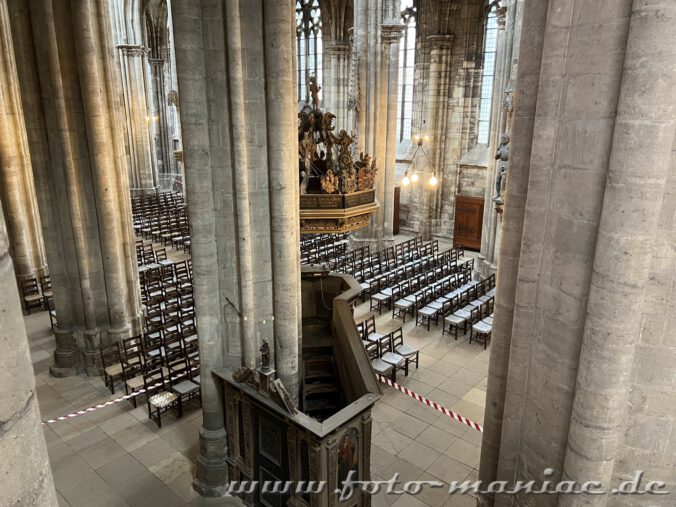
143,366,165,394
470,307,482,324
378,335,392,356
122,335,144,357
365,316,377,335
100,343,121,367
390,327,404,349
39,275,52,292
365,341,380,360
21,277,40,296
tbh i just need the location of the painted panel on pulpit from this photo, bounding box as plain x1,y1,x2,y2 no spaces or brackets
337,428,359,485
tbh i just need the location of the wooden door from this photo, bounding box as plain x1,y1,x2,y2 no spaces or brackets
453,195,484,251
253,409,290,507
393,186,401,235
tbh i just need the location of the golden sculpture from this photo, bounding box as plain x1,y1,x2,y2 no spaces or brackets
298,103,378,233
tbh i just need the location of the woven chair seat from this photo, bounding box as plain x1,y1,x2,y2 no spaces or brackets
445,314,466,325
104,363,123,376
149,391,177,408
381,352,406,366
395,344,417,357
473,321,493,334
172,380,199,396
371,358,393,374
126,375,145,390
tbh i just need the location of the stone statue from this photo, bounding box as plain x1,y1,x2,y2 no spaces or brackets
260,340,271,371
493,133,510,202
308,75,321,110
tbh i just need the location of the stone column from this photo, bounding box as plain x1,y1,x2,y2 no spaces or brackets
10,0,142,374
477,0,548,501
225,0,256,370
477,8,508,276
0,199,58,506
264,0,302,404
171,0,228,494
381,23,404,241
148,57,172,178
325,42,351,129
117,45,157,194
172,0,301,495
0,0,47,282
560,1,676,503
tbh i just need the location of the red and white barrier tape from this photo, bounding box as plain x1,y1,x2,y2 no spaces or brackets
42,366,199,425
377,374,483,432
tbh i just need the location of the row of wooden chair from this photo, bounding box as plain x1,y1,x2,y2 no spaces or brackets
19,275,53,314
415,272,495,330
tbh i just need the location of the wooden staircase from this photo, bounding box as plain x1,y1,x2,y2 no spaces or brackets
302,347,344,422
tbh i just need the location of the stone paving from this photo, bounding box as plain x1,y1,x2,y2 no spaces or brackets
28,252,488,507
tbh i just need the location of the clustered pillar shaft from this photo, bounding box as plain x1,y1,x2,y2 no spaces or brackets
172,0,302,495
560,1,676,502
479,1,676,505
264,0,302,404
3,0,142,374
224,0,257,371
0,0,47,282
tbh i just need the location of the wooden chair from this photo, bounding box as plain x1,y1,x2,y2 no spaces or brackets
100,343,124,394
145,366,180,428
391,327,419,371
365,341,395,382
40,275,54,310
378,336,408,378
20,277,43,314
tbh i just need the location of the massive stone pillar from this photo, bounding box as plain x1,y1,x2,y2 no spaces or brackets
352,0,401,248
0,0,47,282
381,23,404,241
8,0,142,375
172,0,301,496
117,44,157,194
325,42,351,128
479,1,676,506
559,1,676,503
148,57,172,178
0,199,58,506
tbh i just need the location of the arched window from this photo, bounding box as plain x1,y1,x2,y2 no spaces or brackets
296,0,322,104
397,0,416,142
477,9,498,144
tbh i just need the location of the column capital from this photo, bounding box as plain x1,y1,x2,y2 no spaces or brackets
148,57,166,67
326,42,351,55
427,34,454,49
380,23,405,44
117,44,147,56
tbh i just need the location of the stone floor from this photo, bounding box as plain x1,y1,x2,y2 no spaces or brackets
27,247,488,507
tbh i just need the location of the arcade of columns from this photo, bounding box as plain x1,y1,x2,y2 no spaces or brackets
1,0,675,504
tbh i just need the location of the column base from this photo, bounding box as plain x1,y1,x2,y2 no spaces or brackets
107,324,131,344
193,427,229,497
49,364,78,378
51,327,79,376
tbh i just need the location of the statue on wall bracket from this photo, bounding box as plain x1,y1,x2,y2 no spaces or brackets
493,133,510,203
